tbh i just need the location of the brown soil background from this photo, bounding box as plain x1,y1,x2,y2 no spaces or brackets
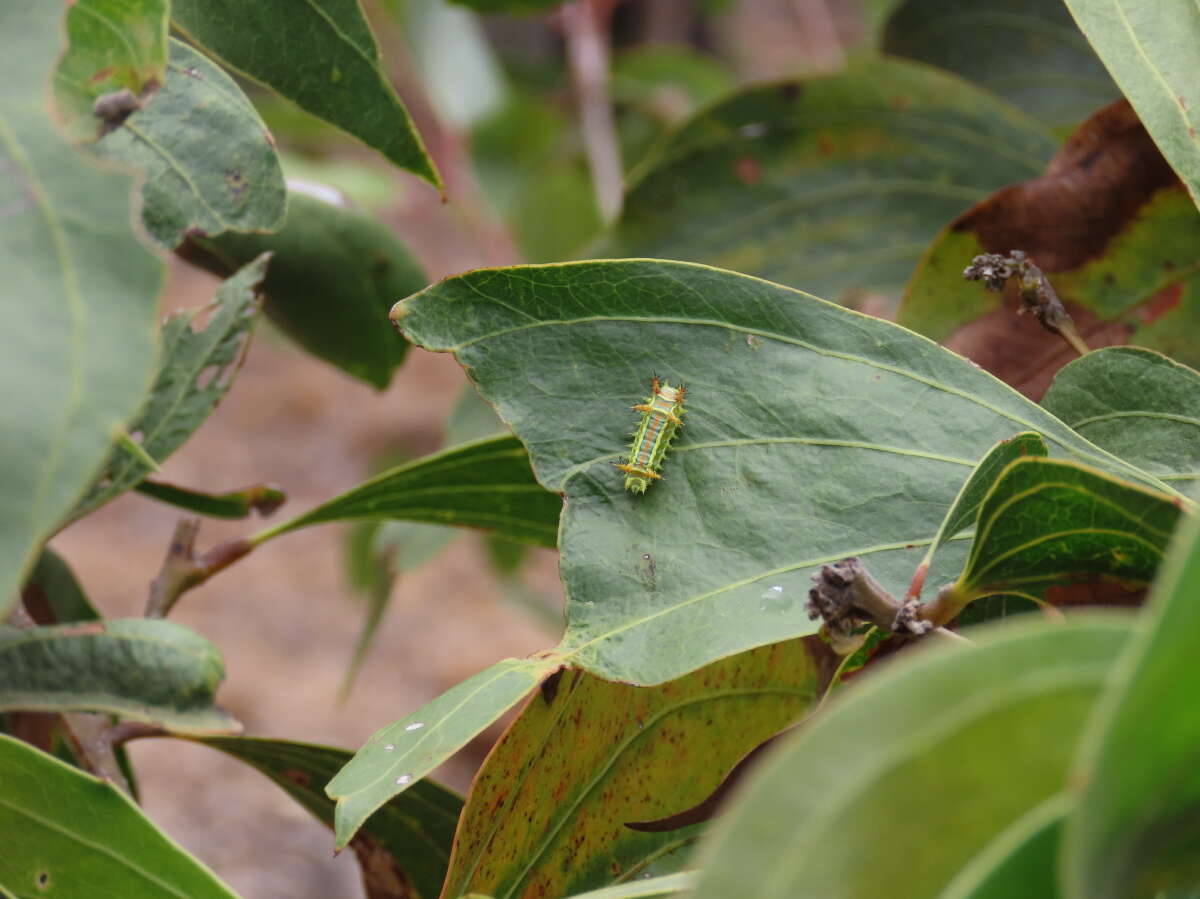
52,260,562,898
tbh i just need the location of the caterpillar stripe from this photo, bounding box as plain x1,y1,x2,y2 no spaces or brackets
616,377,686,493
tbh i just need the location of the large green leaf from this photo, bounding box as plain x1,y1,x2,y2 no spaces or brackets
0,734,237,898
193,736,460,899
951,457,1182,606
91,39,285,248
325,259,1165,848
603,57,1056,304
257,435,561,547
170,0,439,188
443,638,824,898
53,0,168,139
393,259,1165,686
1042,347,1200,488
327,657,558,849
0,619,237,734
1062,0,1200,209
184,191,423,389
882,0,1119,131
1064,512,1200,896
67,255,268,525
690,617,1130,899
0,3,163,616
944,800,1065,899
898,101,1200,387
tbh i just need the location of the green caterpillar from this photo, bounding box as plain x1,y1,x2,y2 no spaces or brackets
617,376,687,493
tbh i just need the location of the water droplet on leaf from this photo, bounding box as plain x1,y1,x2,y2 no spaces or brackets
395,773,413,786
405,722,425,732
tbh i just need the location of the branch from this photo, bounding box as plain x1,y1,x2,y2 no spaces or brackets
145,518,253,618
562,0,623,224
807,557,962,651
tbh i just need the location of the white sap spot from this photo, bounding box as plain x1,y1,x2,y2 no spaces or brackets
759,584,789,611
405,722,425,732
383,744,395,752
395,773,413,786
739,122,769,139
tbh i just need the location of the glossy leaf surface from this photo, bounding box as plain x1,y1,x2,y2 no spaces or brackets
443,639,824,898
1042,347,1200,489
194,736,460,899
1062,0,1200,208
692,618,1130,899
93,39,285,247
327,657,558,849
0,734,237,898
260,436,561,547
1064,513,1200,897
171,0,439,187
604,57,1055,304
954,457,1182,603
0,3,162,614
394,259,1158,687
883,0,1118,130
0,619,237,734
185,191,423,389
68,255,267,524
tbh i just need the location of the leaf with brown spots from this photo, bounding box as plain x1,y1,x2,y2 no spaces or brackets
899,100,1200,397
440,637,828,899
603,56,1055,307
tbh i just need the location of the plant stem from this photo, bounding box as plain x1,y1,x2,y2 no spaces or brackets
563,0,623,224
145,518,253,618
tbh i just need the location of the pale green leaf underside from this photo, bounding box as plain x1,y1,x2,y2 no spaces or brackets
0,619,238,734
0,3,162,615
1062,0,1200,209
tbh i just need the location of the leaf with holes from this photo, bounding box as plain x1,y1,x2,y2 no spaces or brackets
66,255,267,526
442,638,826,899
0,619,238,734
899,101,1200,393
259,435,561,547
1064,513,1200,897
882,0,1119,131
947,457,1183,613
171,0,439,187
0,734,238,897
192,736,460,899
1042,347,1200,490
91,38,285,248
691,618,1130,899
0,2,163,616
53,0,168,140
183,190,424,389
603,56,1055,305
1062,0,1200,209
